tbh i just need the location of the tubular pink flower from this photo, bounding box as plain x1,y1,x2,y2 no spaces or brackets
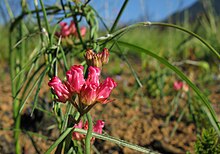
79,66,116,105
93,120,105,134
48,65,117,106
55,21,86,38
72,121,85,140
80,84,98,105
56,22,71,37
48,76,70,103
66,65,85,94
72,120,105,141
173,81,183,91
86,66,101,86
69,21,76,35
80,26,87,37
96,77,117,104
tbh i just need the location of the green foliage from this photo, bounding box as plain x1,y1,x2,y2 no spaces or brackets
195,128,220,154
146,69,171,98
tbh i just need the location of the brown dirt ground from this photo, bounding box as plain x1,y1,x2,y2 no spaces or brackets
0,62,219,154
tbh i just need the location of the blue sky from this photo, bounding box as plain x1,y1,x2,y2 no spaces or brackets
0,0,198,25
90,0,197,26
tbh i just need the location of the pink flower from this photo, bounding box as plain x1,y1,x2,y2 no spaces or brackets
72,121,85,140
79,66,117,105
48,77,70,103
86,66,101,86
69,21,77,35
55,21,86,38
80,84,98,105
93,120,105,134
96,77,117,104
173,81,183,91
48,65,117,106
80,26,87,37
66,65,85,94
72,120,105,141
173,81,189,92
55,22,72,37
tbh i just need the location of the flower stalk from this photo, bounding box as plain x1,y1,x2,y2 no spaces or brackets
85,113,92,154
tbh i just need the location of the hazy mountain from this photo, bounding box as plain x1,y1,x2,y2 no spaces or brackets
165,0,220,23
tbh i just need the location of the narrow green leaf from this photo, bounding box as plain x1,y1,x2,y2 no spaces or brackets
45,127,74,154
17,63,45,99
19,67,47,114
115,43,142,87
31,66,49,116
74,128,160,154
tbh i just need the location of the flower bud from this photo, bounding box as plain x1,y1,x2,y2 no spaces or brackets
84,49,95,66
101,48,109,64
92,55,102,68
85,48,110,68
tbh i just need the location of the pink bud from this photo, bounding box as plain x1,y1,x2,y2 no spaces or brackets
48,77,70,103
100,48,109,64
182,83,189,92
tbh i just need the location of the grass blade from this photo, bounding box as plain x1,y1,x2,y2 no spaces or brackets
74,128,160,154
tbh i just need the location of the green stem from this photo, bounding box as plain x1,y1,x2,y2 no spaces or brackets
34,0,44,43
15,115,21,154
46,115,82,154
4,0,14,19
9,20,21,154
39,0,51,43
45,127,74,154
70,5,86,49
110,0,129,33
10,6,60,31
85,113,92,154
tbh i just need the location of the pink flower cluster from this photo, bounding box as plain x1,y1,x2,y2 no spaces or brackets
72,120,104,141
173,81,189,92
55,21,86,38
48,65,117,105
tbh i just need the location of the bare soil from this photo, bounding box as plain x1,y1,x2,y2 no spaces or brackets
0,62,219,154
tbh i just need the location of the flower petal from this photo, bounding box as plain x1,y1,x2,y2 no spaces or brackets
48,76,70,103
